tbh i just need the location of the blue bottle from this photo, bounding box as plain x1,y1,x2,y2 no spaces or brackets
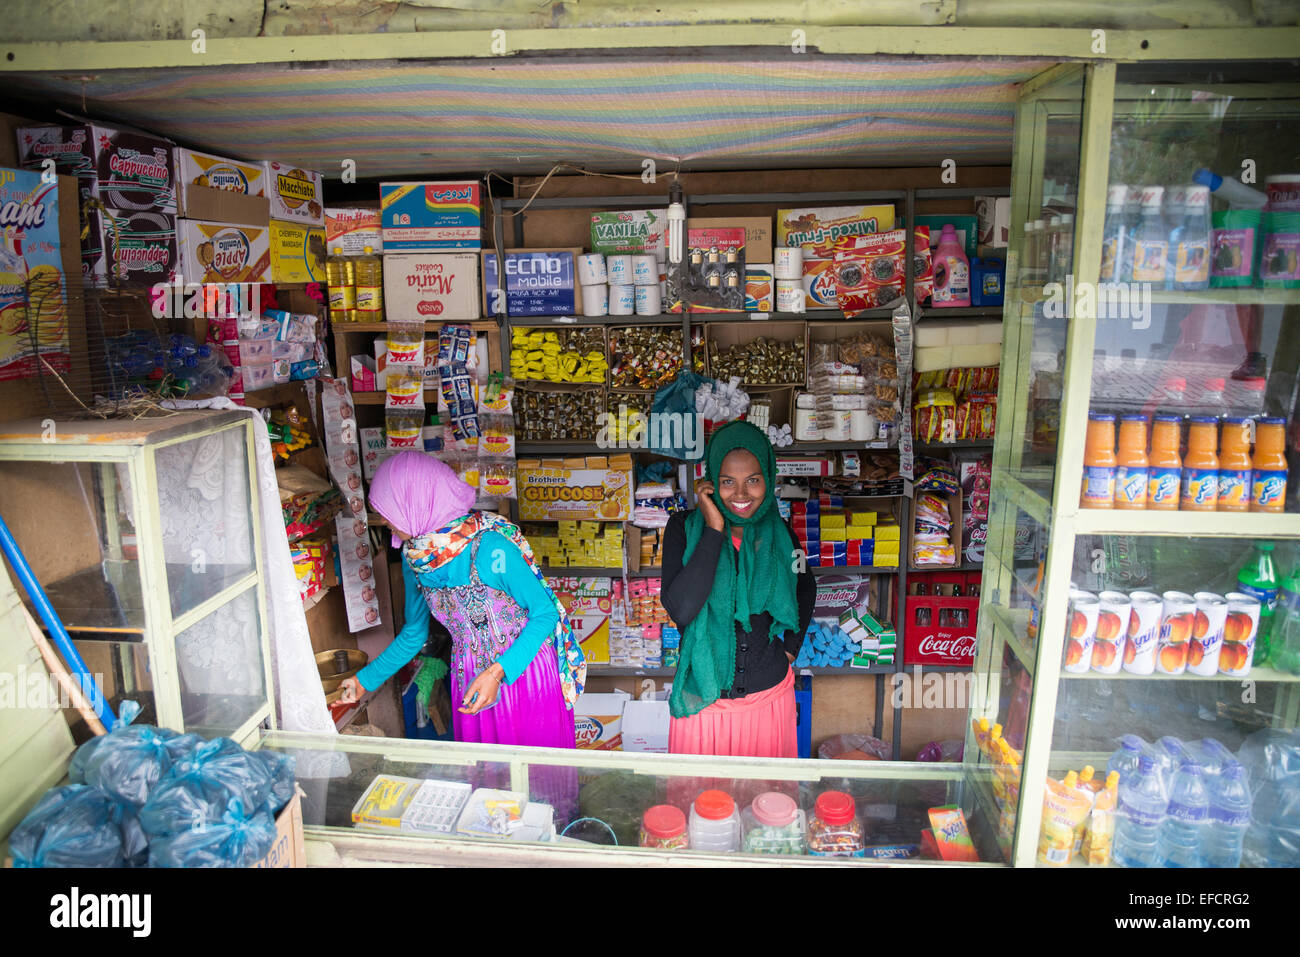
1112,755,1168,868
1202,764,1253,868
1159,760,1209,867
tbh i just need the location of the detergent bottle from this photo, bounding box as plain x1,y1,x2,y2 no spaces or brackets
931,223,972,307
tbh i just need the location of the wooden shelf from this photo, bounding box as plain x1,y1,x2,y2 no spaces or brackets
335,320,498,332
241,381,306,409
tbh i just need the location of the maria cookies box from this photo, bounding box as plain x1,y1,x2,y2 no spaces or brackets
383,254,481,321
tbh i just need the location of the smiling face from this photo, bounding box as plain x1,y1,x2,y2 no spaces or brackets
717,449,766,520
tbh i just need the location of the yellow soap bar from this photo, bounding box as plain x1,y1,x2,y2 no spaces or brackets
847,509,877,527
872,554,900,567
820,527,847,542
820,512,846,529
874,524,901,541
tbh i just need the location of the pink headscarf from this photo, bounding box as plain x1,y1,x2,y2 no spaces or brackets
368,452,476,548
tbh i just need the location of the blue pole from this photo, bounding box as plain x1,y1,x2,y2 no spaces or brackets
0,511,117,731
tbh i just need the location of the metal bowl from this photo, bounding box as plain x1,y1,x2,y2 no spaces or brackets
316,648,369,693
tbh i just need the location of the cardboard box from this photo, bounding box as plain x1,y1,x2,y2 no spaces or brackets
269,221,327,283
574,690,631,750
262,161,323,226
381,181,482,251
325,207,383,255
910,490,963,571
177,219,271,284
745,264,774,312
550,577,613,663
251,789,305,868
705,320,806,385
688,216,773,264
94,207,177,286
802,258,838,310
383,253,481,321
482,247,583,317
776,204,895,259
976,196,1012,248
516,457,634,521
621,699,670,753
174,148,269,224
589,209,665,259
17,123,176,212
0,167,71,381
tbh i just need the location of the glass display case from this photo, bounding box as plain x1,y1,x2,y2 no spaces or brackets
254,730,1000,865
976,60,1300,867
0,410,274,744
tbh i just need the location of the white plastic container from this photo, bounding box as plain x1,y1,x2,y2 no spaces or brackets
741,792,806,855
688,789,741,853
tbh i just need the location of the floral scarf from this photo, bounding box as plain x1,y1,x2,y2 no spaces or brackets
404,510,586,709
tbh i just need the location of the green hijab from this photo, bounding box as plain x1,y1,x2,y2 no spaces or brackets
669,420,801,718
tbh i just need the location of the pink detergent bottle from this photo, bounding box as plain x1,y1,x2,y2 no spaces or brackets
932,223,972,307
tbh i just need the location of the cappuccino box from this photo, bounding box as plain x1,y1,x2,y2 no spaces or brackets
177,219,271,284
262,161,324,226
16,124,176,212
383,254,480,321
380,181,482,251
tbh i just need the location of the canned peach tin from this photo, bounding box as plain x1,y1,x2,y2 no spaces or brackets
1064,590,1099,674
1155,591,1197,675
1123,590,1164,676
1187,592,1229,676
1092,591,1132,675
1219,592,1262,678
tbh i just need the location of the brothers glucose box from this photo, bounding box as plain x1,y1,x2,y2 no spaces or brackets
383,254,481,321
381,181,482,251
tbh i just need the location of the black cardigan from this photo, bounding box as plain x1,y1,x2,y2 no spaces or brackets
660,509,816,699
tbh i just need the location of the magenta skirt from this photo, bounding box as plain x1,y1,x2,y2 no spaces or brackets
451,644,578,826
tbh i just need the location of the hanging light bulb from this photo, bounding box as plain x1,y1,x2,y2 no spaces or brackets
667,182,686,265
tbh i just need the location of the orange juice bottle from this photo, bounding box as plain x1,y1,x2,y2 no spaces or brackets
1081,412,1117,508
1114,415,1150,509
1147,414,1182,510
1251,417,1289,512
1181,417,1220,511
1218,417,1254,512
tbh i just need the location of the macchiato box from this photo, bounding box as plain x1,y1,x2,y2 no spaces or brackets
262,161,324,226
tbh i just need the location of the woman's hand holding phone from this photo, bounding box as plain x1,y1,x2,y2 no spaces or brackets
695,481,725,532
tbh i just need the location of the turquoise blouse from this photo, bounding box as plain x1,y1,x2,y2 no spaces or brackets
354,531,560,692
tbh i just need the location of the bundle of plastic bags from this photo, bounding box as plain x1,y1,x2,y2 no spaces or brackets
11,701,295,868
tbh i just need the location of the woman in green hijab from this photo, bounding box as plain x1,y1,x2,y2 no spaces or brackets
661,420,814,757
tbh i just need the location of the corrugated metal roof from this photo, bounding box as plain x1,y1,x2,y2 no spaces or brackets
3,56,1046,175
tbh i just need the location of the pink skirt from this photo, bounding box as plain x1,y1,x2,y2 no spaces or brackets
669,666,797,758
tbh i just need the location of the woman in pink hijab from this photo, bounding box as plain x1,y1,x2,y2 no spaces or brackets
339,453,585,770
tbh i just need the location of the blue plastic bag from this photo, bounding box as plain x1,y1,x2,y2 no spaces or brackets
168,737,274,815
10,785,125,868
648,372,711,460
251,749,297,814
147,798,276,868
70,701,201,809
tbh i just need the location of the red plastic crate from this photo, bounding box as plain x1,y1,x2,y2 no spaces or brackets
903,594,978,667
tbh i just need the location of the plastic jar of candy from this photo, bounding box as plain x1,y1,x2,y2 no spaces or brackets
741,791,806,855
807,790,865,857
688,790,741,853
639,805,689,850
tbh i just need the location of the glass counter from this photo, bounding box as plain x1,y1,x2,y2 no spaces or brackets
256,731,1003,866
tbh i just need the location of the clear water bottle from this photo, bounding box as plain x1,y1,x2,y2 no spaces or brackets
1153,736,1188,793
1202,764,1252,868
1193,377,1229,420
1100,184,1129,283
1159,760,1210,867
1107,734,1146,779
1227,377,1267,420
1113,755,1169,868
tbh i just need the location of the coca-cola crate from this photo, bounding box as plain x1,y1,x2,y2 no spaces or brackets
904,594,978,667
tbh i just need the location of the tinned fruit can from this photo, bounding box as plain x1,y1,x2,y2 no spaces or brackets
1123,590,1164,676
1063,590,1100,674
1218,592,1262,677
1155,590,1197,675
1092,591,1132,675
1187,591,1229,676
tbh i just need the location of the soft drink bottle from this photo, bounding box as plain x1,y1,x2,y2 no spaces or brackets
1238,541,1280,645
1202,764,1252,868
1112,755,1168,868
1269,563,1300,674
1159,759,1210,867
1250,418,1288,513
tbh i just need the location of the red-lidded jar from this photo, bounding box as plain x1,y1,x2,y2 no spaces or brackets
640,804,688,850
808,790,864,857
